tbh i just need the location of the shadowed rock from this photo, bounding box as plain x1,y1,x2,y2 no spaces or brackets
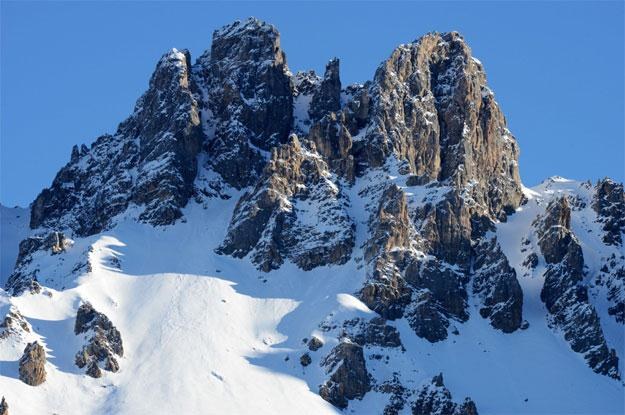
0,397,8,415
307,336,324,351
472,236,523,332
309,58,341,122
217,135,354,272
412,373,478,415
593,178,625,246
30,47,202,236
74,302,123,378
0,307,30,340
202,18,294,188
536,197,619,379
343,317,402,348
319,341,371,409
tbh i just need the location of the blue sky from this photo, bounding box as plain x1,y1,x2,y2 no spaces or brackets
1,1,623,207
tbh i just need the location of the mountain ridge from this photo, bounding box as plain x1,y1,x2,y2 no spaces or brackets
1,17,623,415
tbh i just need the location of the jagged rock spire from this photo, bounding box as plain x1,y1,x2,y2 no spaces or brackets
201,17,294,188
364,31,523,220
309,57,341,121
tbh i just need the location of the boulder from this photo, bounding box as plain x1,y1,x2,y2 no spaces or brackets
319,341,371,408
307,336,324,351
19,341,46,386
74,302,123,378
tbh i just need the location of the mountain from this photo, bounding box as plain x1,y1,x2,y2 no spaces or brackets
0,206,29,287
1,18,623,415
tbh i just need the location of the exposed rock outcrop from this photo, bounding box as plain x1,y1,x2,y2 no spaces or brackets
412,373,478,415
0,307,30,340
361,32,523,215
6,232,71,294
319,341,371,409
472,236,523,332
201,18,293,188
593,178,625,246
356,31,525,346
30,48,202,236
19,341,46,386
605,264,625,323
343,317,402,348
308,112,355,182
217,135,354,271
536,197,619,379
360,184,414,321
74,302,123,378
0,397,7,415
309,58,341,122
307,336,324,351
404,259,469,342
300,353,312,367
360,184,472,342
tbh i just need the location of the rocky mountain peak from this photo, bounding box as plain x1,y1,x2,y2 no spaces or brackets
309,57,341,121
150,48,193,90
29,44,203,237
4,20,623,414
202,17,294,189
211,17,285,66
365,30,523,220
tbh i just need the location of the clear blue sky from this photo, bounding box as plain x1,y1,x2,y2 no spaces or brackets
1,1,623,207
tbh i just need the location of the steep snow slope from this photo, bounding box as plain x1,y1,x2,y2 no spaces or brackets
0,205,29,286
1,178,623,414
1,199,342,414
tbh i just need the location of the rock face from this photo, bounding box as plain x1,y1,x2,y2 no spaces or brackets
412,374,478,415
25,18,297,240
74,303,124,378
536,197,619,379
30,49,202,236
201,18,293,189
605,264,625,324
18,341,46,386
355,31,525,344
217,135,354,271
593,178,625,246
319,341,371,409
472,236,523,333
360,184,415,320
307,336,324,351
6,231,71,294
363,32,523,218
309,58,341,122
344,317,403,348
0,307,30,340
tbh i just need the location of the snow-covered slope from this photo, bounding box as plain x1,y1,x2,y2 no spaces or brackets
2,179,623,414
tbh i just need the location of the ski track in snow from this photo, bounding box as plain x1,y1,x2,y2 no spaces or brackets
1,178,624,414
